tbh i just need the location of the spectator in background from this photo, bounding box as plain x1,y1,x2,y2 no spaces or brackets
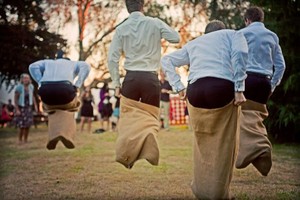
160,72,173,130
14,73,38,144
7,99,14,119
80,87,94,133
100,94,113,131
111,95,120,131
1,104,12,128
98,82,109,131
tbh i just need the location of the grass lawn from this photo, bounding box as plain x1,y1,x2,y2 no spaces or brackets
0,123,299,200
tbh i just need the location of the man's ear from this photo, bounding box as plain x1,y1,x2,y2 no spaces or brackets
245,18,251,26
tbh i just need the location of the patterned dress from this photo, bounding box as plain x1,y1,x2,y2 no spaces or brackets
15,91,34,128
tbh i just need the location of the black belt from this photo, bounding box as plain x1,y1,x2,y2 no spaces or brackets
247,72,271,80
126,70,158,75
41,81,73,85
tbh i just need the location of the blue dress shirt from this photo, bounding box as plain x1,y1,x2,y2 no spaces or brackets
161,29,248,92
238,22,286,92
29,59,90,88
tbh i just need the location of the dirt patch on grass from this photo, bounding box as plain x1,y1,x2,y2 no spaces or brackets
0,124,299,199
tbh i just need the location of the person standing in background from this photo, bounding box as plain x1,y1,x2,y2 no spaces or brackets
235,6,286,176
97,82,109,132
108,0,180,168
80,87,94,133
160,72,172,130
100,94,113,131
14,73,38,144
7,99,15,119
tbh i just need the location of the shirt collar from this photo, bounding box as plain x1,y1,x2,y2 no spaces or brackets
129,11,144,18
248,22,265,28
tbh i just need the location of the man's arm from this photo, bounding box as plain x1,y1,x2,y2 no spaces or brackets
271,38,286,92
158,19,180,43
14,88,21,116
232,31,248,106
108,31,123,89
74,61,91,88
231,31,248,93
28,60,45,86
161,47,189,94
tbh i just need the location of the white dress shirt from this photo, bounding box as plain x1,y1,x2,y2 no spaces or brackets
161,29,248,92
108,11,180,87
29,59,90,88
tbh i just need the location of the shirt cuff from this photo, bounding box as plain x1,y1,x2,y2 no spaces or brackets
112,80,121,88
235,81,245,92
74,82,82,88
173,81,186,93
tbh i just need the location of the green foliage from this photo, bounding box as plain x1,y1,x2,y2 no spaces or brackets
208,0,250,29
0,0,66,86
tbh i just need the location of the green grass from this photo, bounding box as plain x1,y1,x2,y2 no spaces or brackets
0,123,299,200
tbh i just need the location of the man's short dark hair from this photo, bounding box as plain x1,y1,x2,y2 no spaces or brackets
125,0,144,13
244,6,264,22
204,20,226,34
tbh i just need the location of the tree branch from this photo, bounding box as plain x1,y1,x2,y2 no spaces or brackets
84,17,128,59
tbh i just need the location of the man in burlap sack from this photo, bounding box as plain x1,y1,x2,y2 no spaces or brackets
161,20,248,199
235,6,286,176
29,50,90,150
108,0,179,168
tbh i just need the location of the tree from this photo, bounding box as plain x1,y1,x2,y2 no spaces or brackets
0,0,66,86
44,0,125,87
209,0,250,29
44,0,209,87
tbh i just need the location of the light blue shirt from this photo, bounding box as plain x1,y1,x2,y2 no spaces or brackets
161,29,248,92
15,84,34,106
29,59,90,88
239,22,285,92
108,12,180,87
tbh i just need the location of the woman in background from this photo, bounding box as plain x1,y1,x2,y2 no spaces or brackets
98,82,109,130
80,87,94,133
14,73,38,144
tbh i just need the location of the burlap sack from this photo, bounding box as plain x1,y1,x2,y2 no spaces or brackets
188,101,240,200
46,110,76,150
116,96,160,169
43,97,80,150
235,100,272,175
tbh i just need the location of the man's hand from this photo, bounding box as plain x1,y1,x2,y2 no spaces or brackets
178,89,187,100
234,92,246,106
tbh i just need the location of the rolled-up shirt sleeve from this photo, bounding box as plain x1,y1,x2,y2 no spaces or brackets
231,31,248,92
29,60,45,87
161,47,189,92
74,61,91,88
108,31,122,88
